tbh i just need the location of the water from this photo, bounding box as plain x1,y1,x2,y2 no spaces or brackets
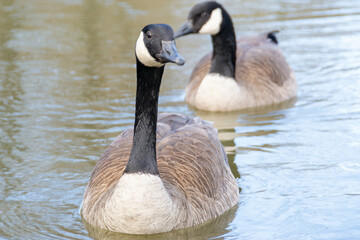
1,0,360,239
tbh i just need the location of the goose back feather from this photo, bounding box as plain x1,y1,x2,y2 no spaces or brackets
185,31,297,110
82,113,239,233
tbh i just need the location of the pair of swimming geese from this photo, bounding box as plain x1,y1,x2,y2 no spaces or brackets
81,1,297,235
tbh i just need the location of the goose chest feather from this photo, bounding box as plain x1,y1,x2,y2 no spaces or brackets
81,24,239,235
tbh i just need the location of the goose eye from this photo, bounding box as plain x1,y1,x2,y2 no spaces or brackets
146,32,152,39
201,12,208,17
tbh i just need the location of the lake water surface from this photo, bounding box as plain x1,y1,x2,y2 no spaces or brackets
1,0,360,239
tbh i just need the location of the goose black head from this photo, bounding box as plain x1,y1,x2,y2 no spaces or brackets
135,24,185,67
175,1,226,38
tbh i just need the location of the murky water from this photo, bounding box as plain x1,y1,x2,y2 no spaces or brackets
1,0,360,239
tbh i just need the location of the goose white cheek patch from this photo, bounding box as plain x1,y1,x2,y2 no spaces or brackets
135,32,164,67
199,8,223,35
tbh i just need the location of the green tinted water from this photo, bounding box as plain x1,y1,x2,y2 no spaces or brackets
1,0,360,239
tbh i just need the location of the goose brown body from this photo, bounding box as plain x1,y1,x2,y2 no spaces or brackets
82,113,239,233
185,32,297,110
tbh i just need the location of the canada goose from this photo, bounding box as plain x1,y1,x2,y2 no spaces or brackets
81,24,239,235
175,1,297,112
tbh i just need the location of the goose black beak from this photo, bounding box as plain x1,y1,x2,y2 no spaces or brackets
156,40,185,66
174,21,194,38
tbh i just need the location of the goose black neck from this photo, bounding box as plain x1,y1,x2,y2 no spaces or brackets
124,58,164,175
209,10,236,79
